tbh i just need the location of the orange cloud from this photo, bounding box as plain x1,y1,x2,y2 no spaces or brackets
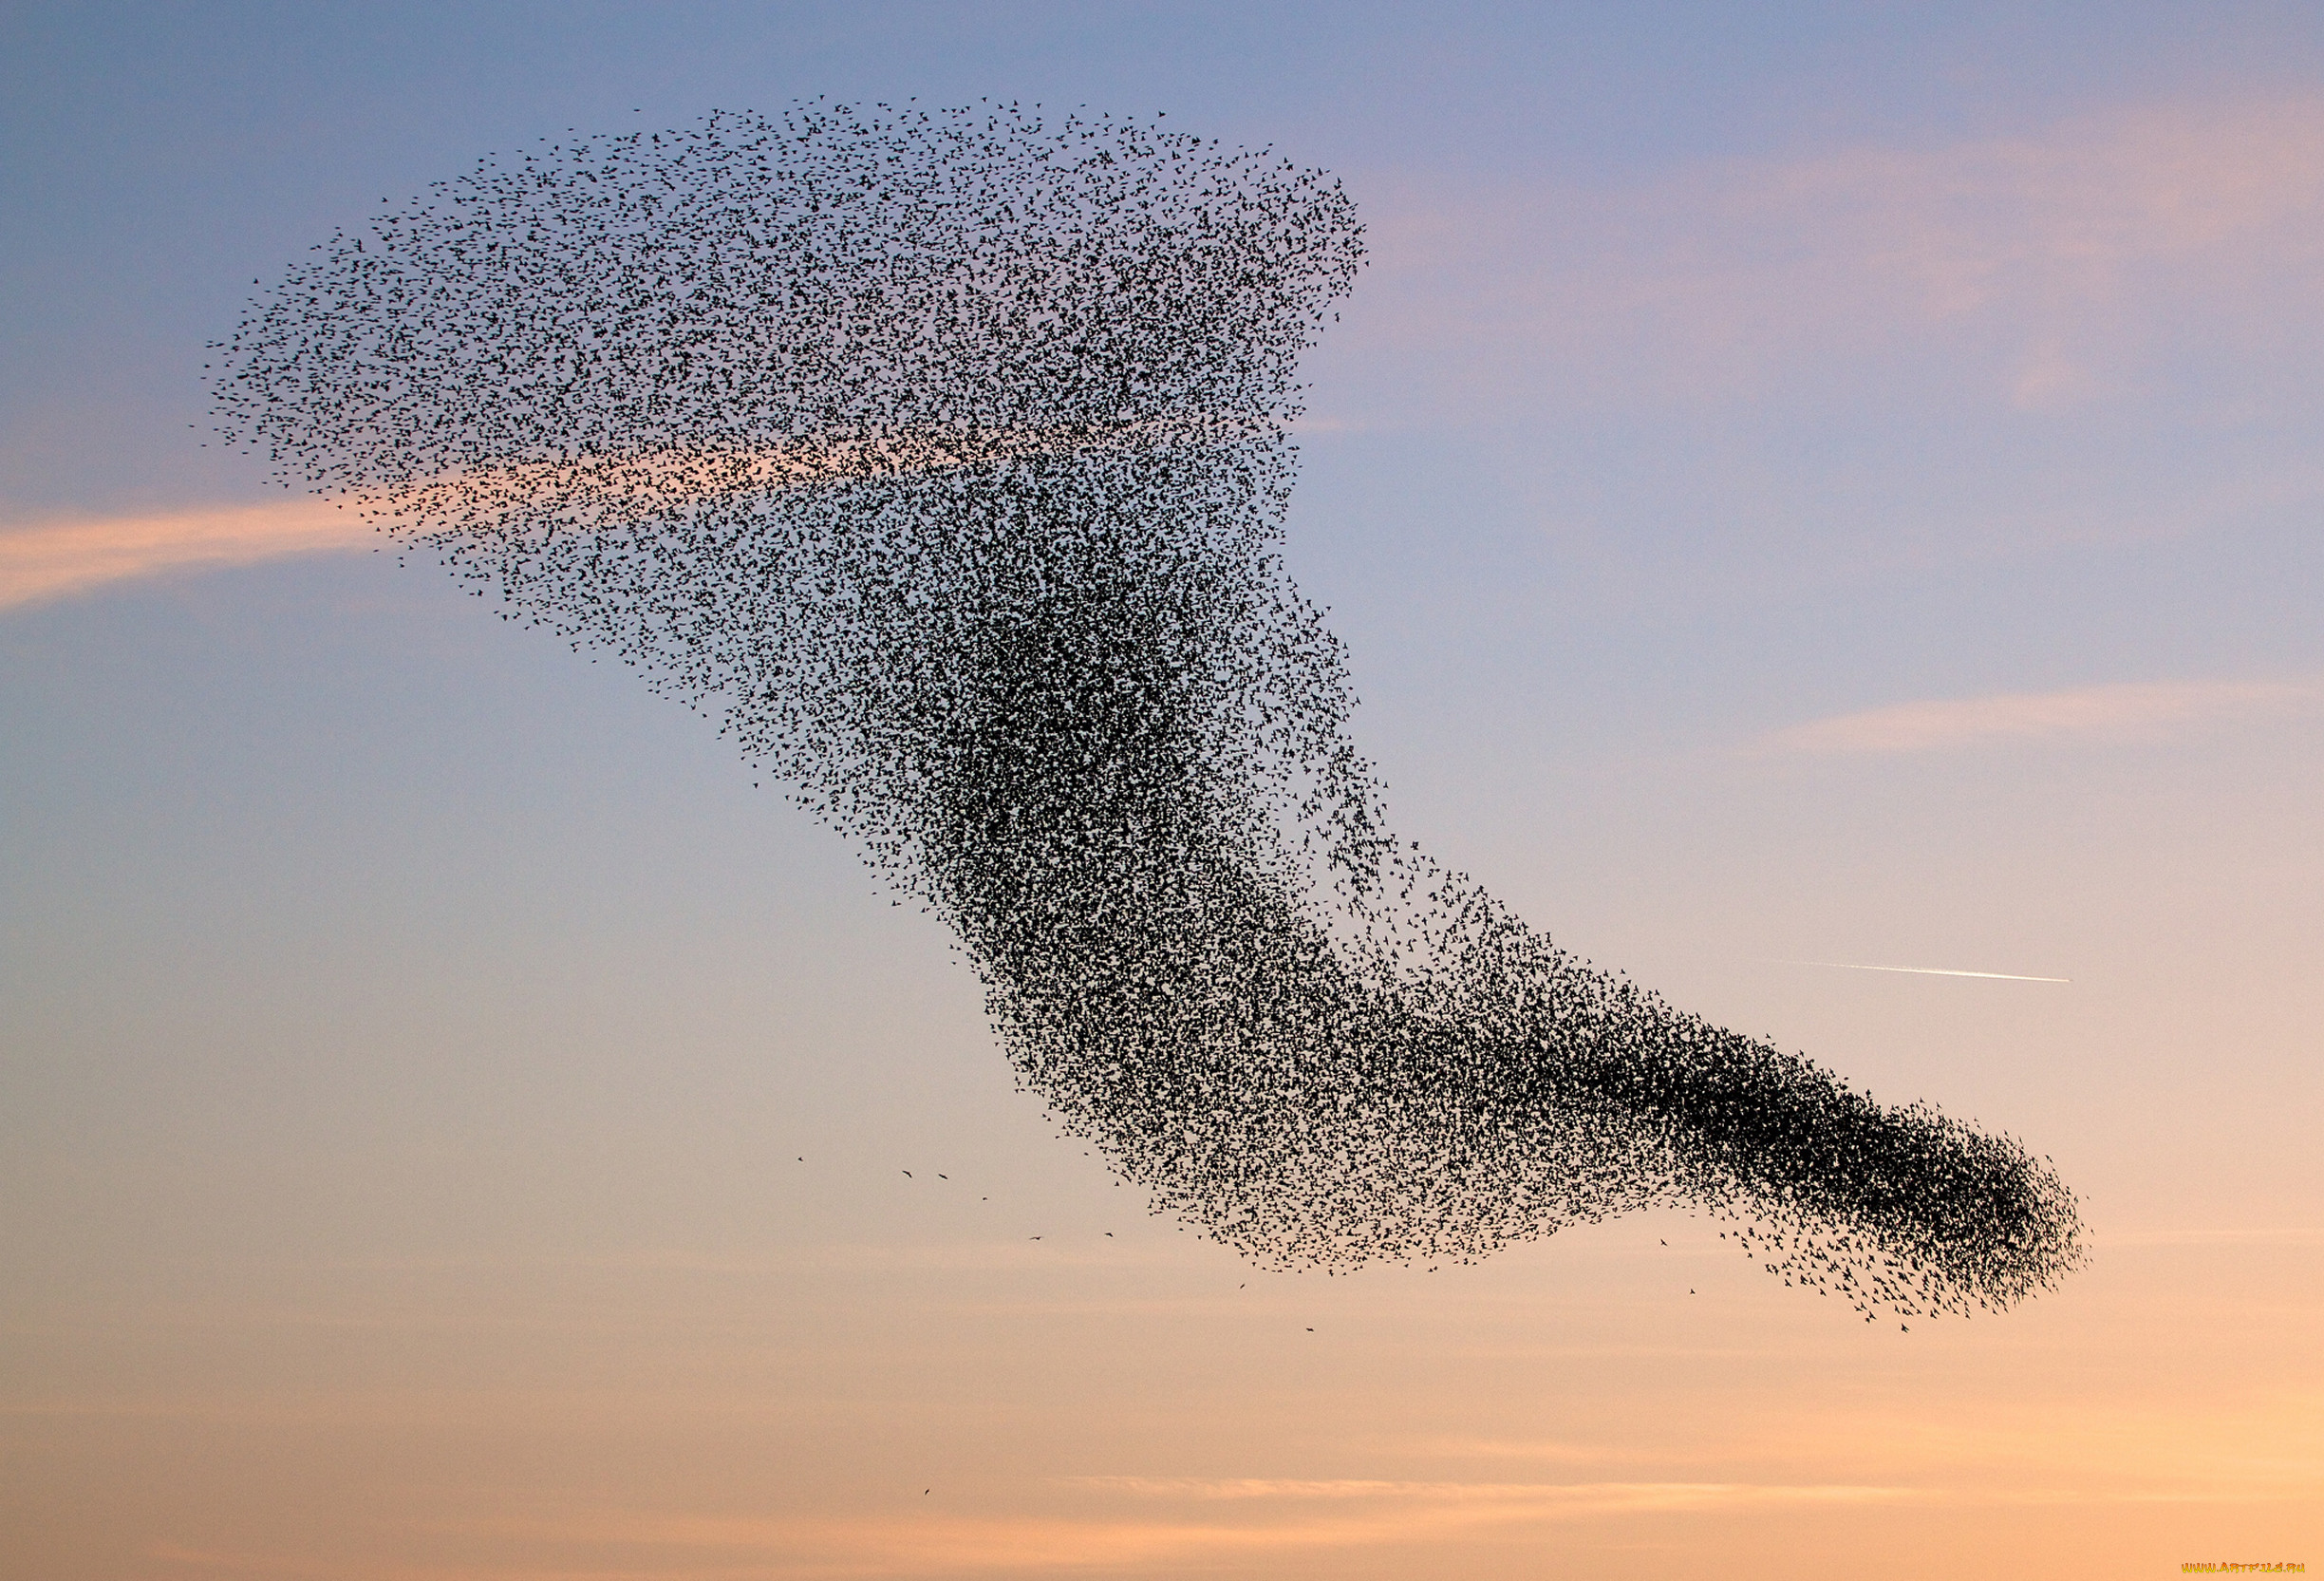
420,1480,1922,1577
0,418,1228,613
0,499,374,611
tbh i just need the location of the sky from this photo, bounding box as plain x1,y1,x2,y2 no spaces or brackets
3,3,2320,1577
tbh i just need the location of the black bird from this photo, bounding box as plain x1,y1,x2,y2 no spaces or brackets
208,100,2085,1326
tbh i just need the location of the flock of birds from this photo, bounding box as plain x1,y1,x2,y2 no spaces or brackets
210,100,2083,1323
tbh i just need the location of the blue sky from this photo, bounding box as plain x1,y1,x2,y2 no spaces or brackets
4,5,2321,1576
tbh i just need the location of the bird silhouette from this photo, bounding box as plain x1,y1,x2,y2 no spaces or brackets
207,100,2084,1324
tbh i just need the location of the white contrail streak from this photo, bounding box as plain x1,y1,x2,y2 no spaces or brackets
1777,959,2071,984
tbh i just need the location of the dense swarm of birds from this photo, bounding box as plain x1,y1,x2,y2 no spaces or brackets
211,102,2083,1320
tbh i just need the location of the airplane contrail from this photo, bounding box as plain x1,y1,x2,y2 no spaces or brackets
1779,960,2071,984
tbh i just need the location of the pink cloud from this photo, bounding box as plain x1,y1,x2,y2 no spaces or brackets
1327,95,2324,416
0,422,1207,612
0,499,374,611
1760,679,2322,756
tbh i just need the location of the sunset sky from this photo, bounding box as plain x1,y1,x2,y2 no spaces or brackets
4,4,2320,1577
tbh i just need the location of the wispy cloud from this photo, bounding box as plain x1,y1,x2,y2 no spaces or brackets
1759,679,2321,755
0,418,1235,613
413,1480,1922,1577
130,1390,2324,1578
1333,94,2324,416
0,499,374,611
1065,1474,1910,1511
